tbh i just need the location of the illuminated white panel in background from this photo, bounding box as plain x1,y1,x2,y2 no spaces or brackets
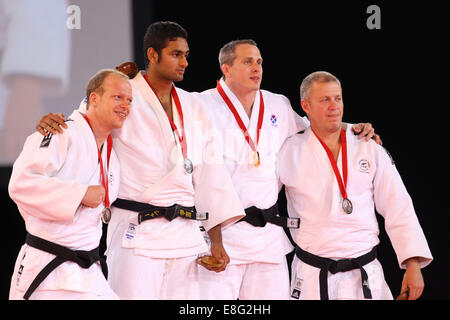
0,0,133,164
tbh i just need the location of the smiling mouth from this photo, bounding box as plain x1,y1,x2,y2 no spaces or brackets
116,111,128,119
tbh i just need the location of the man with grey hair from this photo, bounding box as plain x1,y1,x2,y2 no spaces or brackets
300,70,341,101
278,71,432,300
194,41,379,299
8,69,132,299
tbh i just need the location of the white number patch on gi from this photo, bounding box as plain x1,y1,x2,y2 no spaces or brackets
125,223,137,240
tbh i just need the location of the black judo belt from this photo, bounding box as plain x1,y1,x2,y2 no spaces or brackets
23,233,107,300
112,198,208,224
295,246,377,300
239,202,300,229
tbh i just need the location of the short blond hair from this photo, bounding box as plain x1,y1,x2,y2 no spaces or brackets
86,69,128,109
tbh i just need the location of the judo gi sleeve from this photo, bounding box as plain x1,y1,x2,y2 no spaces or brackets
372,144,433,269
191,112,245,232
8,131,88,222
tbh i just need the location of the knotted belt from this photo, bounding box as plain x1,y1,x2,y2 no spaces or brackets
112,198,208,224
238,202,300,229
295,246,377,300
23,233,107,300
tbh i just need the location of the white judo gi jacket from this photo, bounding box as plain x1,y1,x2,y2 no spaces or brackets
194,78,309,264
78,72,246,260
8,110,120,299
278,125,433,299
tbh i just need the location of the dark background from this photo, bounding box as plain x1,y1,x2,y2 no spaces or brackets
1,1,448,300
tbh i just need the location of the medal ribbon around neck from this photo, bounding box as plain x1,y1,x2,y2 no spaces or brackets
312,128,350,208
82,114,113,209
216,80,264,166
144,74,188,160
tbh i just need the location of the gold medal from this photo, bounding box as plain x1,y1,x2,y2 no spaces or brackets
196,255,222,268
254,151,260,167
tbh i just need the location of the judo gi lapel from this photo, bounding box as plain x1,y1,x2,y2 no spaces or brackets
217,78,264,172
69,110,101,184
132,72,186,202
218,78,262,142
307,126,345,212
133,71,180,149
307,126,344,173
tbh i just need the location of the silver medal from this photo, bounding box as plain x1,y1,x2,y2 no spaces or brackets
342,198,353,214
184,158,193,174
101,207,112,224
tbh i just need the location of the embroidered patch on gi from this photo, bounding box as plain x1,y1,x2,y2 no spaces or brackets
83,96,88,103
125,223,137,240
40,133,53,148
359,159,370,174
16,251,26,286
16,265,24,286
270,114,278,127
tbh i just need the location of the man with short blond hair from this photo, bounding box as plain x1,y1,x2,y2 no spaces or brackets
8,69,132,299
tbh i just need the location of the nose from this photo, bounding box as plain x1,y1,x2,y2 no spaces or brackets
180,55,188,68
252,62,261,73
120,99,131,113
328,99,339,110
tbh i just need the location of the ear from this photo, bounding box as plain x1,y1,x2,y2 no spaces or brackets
89,92,99,108
221,63,231,79
300,99,310,115
147,47,159,64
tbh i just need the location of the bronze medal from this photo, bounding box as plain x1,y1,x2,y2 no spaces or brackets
101,207,112,224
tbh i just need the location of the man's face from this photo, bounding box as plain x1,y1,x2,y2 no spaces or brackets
94,74,132,130
153,37,190,82
301,81,343,133
223,44,263,93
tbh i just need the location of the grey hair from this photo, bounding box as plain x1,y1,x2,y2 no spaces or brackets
300,71,341,100
218,39,258,74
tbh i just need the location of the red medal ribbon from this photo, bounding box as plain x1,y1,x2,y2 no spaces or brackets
216,80,264,156
83,114,113,207
312,128,348,200
144,74,188,159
